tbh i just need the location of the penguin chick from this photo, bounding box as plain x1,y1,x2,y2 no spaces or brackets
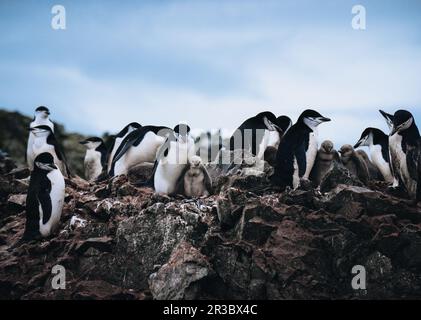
179,155,212,197
356,149,382,181
310,140,339,186
23,153,65,240
339,144,370,185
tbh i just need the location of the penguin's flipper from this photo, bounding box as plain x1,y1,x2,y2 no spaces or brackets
38,174,52,224
406,144,420,182
38,191,52,225
106,136,117,164
111,129,143,166
309,153,319,182
295,143,307,178
24,177,41,239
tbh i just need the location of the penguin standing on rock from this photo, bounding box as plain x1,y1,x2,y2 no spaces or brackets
354,127,393,183
177,155,212,197
27,125,70,177
23,153,65,240
271,109,331,190
109,125,171,177
80,137,107,181
27,106,54,169
107,122,142,174
381,110,421,200
152,124,196,195
339,144,370,185
229,111,281,159
310,140,339,186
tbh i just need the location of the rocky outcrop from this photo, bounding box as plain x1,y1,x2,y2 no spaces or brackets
0,153,421,300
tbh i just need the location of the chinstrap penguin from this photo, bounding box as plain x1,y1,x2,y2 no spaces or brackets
229,111,281,159
152,124,196,195
27,106,55,169
107,122,142,174
80,137,107,181
27,125,70,177
23,153,65,240
109,125,171,177
354,127,393,183
271,109,331,190
382,110,421,200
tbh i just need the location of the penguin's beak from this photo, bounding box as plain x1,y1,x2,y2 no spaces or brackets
35,162,57,171
79,140,88,145
319,117,331,123
354,139,364,149
379,110,394,130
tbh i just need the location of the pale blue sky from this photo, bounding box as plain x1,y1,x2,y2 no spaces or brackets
0,0,420,147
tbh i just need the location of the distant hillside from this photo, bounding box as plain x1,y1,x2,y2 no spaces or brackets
0,109,88,177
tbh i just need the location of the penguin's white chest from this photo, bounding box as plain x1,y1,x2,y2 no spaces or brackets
257,130,273,159
369,145,393,183
389,134,416,194
84,149,103,181
154,141,194,195
39,170,65,237
31,138,59,166
267,131,281,148
304,131,319,179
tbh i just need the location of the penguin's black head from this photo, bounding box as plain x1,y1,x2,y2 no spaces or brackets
299,109,331,129
390,110,415,136
30,125,53,137
34,153,57,172
174,124,191,143
379,110,394,130
35,106,50,114
128,122,142,130
35,106,50,119
80,137,104,148
355,128,374,148
276,116,293,133
255,111,278,131
117,122,142,137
